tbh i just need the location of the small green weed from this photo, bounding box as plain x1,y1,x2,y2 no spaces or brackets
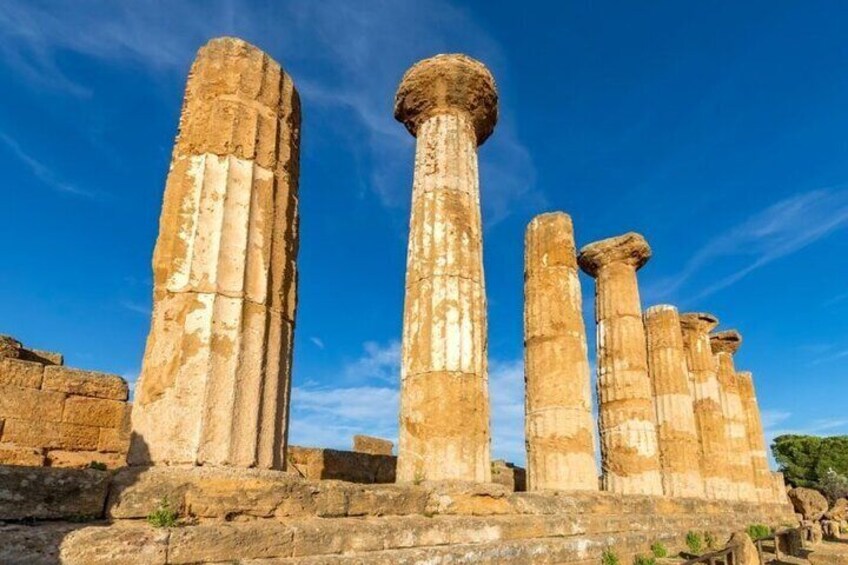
747,524,771,540
634,555,657,565
88,461,107,471
602,548,620,565
650,541,668,558
685,531,703,555
146,497,178,528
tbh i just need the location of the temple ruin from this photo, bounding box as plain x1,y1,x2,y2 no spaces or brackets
0,37,802,564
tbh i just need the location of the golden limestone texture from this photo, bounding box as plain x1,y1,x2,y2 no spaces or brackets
394,54,497,482
129,38,301,469
736,371,774,502
524,213,597,491
710,331,758,502
679,313,733,500
643,305,704,498
578,233,662,495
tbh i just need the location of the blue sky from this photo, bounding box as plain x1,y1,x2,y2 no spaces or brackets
1,1,846,467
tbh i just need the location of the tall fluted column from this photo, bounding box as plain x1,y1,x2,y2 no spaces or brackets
644,305,704,498
524,213,596,491
736,370,774,502
710,331,757,501
129,38,300,469
679,313,731,499
394,54,497,483
578,233,662,495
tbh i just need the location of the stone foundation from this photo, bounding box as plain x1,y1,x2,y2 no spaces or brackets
0,337,130,469
0,465,797,564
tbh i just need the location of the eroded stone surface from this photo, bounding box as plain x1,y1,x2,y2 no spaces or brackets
680,312,733,500
711,330,757,501
352,435,393,456
524,212,596,492
578,232,662,496
130,36,301,470
396,54,495,483
644,305,703,498
736,371,774,502
0,466,110,520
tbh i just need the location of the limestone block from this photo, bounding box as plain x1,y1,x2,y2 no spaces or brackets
491,459,527,492
59,523,168,565
396,54,495,484
0,443,45,466
0,385,65,422
680,312,733,500
789,487,829,521
353,435,394,456
1,418,61,448
42,366,128,400
0,466,109,520
0,358,44,389
288,446,396,484
578,233,662,496
524,213,596,492
45,450,125,469
97,404,132,453
62,395,125,428
0,522,80,565
0,335,21,358
20,348,64,366
58,422,100,450
169,522,295,563
644,304,704,498
728,531,760,565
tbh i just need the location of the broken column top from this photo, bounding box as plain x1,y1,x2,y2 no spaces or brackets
577,232,651,277
525,212,577,270
394,53,498,145
679,312,720,333
710,330,742,355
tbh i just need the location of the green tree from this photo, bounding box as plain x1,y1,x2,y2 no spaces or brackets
772,434,848,489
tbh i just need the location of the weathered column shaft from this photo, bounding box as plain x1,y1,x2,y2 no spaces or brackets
130,38,300,469
711,331,757,501
394,54,497,482
736,371,774,502
680,314,732,499
644,305,704,498
579,233,662,496
524,213,596,491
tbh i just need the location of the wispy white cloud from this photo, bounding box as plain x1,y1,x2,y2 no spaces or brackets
343,340,401,384
0,0,540,225
489,358,526,465
309,337,325,350
647,188,848,302
0,133,94,197
120,300,151,316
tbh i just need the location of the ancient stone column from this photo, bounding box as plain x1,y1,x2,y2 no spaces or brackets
644,305,704,498
578,233,662,495
736,370,774,502
129,37,300,469
679,313,732,499
394,54,497,483
710,331,758,501
524,213,596,491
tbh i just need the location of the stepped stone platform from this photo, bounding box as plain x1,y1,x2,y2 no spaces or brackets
0,465,796,564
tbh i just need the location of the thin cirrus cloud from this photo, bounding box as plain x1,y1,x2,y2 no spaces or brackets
0,0,541,227
647,188,848,303
0,133,94,198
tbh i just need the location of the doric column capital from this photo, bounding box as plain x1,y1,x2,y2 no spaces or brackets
394,54,498,146
710,330,742,355
577,232,651,277
679,312,720,334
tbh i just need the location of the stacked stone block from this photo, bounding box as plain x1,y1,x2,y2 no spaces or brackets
679,313,733,500
129,37,301,470
394,54,497,483
736,370,774,502
0,340,130,469
578,233,663,495
710,331,758,502
643,305,704,498
524,212,596,491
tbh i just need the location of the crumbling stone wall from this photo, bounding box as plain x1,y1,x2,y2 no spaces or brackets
0,336,130,469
